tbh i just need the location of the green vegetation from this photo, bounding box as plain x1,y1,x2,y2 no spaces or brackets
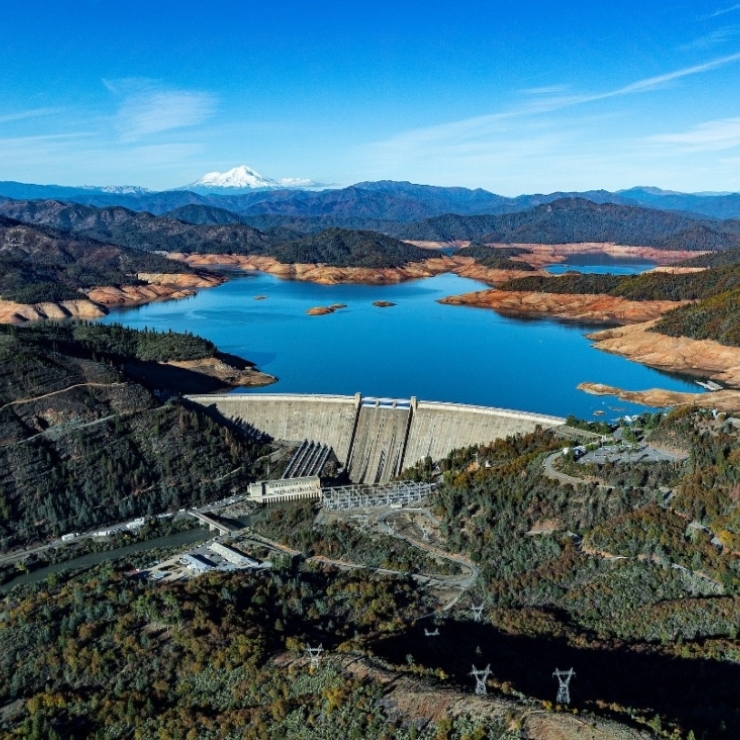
271,227,434,268
0,321,218,363
0,216,193,303
500,262,740,301
654,288,740,346
395,409,740,737
456,244,536,270
0,323,266,549
253,502,461,575
395,198,740,249
3,316,740,737
0,562,481,739
498,264,740,347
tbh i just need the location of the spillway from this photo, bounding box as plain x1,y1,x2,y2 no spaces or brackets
187,392,565,484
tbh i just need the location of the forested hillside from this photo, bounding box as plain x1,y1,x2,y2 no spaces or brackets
501,263,740,301
0,216,191,303
0,200,271,255
271,227,435,268
1,407,738,738
393,198,740,250
456,244,536,270
0,323,268,549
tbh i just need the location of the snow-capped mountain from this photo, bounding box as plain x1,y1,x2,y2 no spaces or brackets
74,184,153,195
190,165,280,190
183,165,325,193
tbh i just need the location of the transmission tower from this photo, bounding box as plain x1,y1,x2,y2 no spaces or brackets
469,664,492,695
420,522,432,542
470,603,485,622
553,668,575,704
305,643,323,669
424,627,440,637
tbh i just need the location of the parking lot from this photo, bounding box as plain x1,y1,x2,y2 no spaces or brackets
578,443,684,466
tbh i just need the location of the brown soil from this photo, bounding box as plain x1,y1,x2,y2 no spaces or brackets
373,300,396,307
403,242,704,269
124,353,276,393
167,252,542,287
578,382,740,413
0,299,107,324
438,290,687,324
0,273,225,325
306,306,338,316
587,320,740,387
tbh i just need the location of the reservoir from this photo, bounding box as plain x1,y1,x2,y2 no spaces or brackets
100,271,699,420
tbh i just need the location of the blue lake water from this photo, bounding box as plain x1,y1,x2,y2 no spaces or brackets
546,260,656,276
100,271,701,420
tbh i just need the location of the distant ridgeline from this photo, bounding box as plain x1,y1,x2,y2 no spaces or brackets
186,393,564,485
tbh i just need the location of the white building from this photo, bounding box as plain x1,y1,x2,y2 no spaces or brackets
248,475,321,504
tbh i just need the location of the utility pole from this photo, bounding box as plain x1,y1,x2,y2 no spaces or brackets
553,668,575,704
424,627,439,636
469,664,492,695
470,604,485,622
305,643,323,670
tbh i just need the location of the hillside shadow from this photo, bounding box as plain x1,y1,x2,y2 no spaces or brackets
373,619,740,736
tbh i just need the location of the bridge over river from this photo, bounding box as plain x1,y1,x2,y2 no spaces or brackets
186,393,564,485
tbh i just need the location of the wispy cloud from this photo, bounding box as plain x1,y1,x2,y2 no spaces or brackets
104,78,217,142
680,26,740,51
368,52,740,159
0,108,61,125
600,52,740,97
521,85,571,96
704,4,740,19
647,117,740,152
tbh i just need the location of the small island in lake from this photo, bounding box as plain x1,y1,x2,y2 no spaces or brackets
372,300,396,308
306,303,347,316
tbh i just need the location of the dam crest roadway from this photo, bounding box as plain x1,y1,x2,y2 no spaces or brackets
186,392,565,484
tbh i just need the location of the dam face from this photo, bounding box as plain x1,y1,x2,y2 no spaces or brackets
186,393,565,484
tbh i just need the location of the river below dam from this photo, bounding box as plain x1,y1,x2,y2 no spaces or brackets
100,266,700,420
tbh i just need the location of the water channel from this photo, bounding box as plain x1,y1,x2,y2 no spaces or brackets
0,527,212,594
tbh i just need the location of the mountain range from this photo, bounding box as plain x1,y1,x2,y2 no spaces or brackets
3,196,740,255
3,171,740,221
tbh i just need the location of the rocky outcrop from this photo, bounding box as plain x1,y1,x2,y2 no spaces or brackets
587,321,740,387
503,243,706,269
0,273,226,325
164,355,276,388
0,298,107,324
88,273,224,307
439,290,688,324
306,304,347,316
578,382,740,413
403,242,705,268
167,252,541,286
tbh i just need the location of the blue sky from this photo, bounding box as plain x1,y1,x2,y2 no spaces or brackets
3,0,740,193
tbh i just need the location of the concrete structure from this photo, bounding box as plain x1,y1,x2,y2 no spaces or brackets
248,475,322,504
196,393,360,463
348,398,412,484
208,541,259,567
188,393,565,484
182,553,215,572
283,441,334,479
188,510,238,535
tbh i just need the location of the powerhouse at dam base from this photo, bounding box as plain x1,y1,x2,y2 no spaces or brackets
186,392,565,485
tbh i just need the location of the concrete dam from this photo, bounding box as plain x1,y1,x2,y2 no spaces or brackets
186,393,565,484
